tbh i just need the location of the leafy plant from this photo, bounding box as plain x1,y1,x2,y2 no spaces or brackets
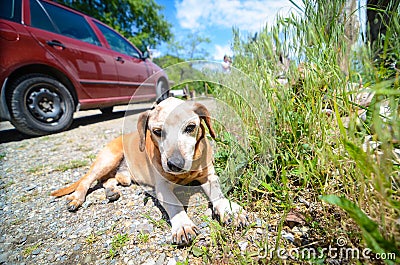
108,233,129,259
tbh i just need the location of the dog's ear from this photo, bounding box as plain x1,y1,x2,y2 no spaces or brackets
193,103,216,139
137,110,150,152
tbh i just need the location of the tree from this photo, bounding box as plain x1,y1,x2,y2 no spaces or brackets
154,33,213,95
56,0,172,49
167,32,211,60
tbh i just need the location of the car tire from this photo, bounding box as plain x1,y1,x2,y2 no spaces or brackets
156,78,169,104
100,107,113,115
9,74,75,136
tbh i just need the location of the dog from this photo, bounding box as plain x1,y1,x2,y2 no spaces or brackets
51,97,248,246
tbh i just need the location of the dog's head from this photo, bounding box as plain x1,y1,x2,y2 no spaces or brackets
137,97,216,175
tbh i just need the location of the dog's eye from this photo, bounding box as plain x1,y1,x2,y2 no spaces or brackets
184,124,196,134
152,128,162,137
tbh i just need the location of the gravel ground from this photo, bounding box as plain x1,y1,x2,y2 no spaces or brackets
0,104,270,265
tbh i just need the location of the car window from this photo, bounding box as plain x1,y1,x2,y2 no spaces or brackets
94,21,141,58
0,0,22,22
30,0,56,32
30,0,100,46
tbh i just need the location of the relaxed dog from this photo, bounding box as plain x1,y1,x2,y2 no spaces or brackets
51,97,248,246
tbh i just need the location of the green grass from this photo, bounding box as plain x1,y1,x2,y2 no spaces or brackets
136,231,150,244
22,243,41,257
201,0,400,264
142,213,169,229
85,233,98,245
108,233,129,259
54,160,88,172
27,165,46,174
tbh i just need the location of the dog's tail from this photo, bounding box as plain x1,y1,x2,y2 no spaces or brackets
51,179,82,197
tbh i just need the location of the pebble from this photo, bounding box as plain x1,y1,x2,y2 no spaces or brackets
156,253,166,265
32,248,41,255
0,253,9,263
69,234,78,239
84,255,92,263
166,258,177,265
73,244,81,251
143,259,156,265
282,231,295,243
238,241,248,252
256,228,264,235
25,185,37,191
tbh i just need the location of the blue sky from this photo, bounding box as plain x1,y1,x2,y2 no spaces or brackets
154,0,300,61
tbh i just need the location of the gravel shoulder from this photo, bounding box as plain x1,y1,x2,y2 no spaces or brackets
0,104,268,265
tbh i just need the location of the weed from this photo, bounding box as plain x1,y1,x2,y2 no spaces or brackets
137,231,150,243
76,145,92,152
108,233,129,259
0,180,14,189
22,243,40,257
11,218,23,226
55,160,88,172
0,152,5,160
19,191,37,203
27,165,46,174
142,213,168,229
85,233,97,245
86,154,97,161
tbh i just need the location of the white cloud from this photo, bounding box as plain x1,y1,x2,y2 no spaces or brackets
213,44,233,61
175,0,299,33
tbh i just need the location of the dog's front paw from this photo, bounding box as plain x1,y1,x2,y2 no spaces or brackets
65,191,84,212
170,212,198,246
171,223,198,246
213,199,249,227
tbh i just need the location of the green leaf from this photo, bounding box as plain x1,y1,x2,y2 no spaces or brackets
320,195,400,264
343,140,375,177
191,246,203,257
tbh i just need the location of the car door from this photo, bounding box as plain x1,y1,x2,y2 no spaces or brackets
27,0,120,100
93,21,156,99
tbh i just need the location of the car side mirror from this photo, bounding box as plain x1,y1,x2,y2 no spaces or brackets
142,51,150,60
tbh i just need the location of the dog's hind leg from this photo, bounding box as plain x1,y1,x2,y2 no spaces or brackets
63,136,124,211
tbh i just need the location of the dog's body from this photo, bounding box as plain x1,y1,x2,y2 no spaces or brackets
52,97,247,245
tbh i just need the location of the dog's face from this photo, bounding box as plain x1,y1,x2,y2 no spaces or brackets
138,98,215,175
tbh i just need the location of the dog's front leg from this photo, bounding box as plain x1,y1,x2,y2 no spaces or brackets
155,179,197,246
201,174,249,226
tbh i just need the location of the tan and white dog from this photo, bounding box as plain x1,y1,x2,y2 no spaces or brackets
51,97,248,246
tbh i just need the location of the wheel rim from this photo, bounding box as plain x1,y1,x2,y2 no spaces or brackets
26,85,63,123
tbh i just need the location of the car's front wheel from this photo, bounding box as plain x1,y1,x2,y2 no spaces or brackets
9,74,75,136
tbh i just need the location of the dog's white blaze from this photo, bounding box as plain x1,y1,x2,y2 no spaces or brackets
179,134,197,171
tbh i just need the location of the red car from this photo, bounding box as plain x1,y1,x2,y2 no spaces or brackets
0,0,169,136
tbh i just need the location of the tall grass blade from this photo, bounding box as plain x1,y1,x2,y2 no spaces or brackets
321,195,400,264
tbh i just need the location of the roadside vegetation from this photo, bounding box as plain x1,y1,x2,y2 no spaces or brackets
201,0,399,263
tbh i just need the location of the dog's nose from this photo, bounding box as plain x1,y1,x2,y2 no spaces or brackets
167,156,185,172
